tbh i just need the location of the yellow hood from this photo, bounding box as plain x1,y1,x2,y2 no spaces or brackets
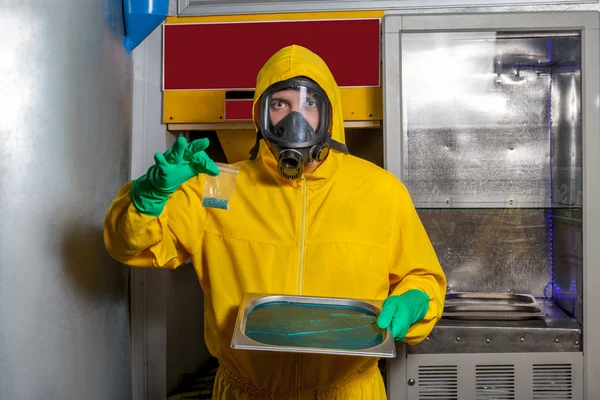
252,44,345,145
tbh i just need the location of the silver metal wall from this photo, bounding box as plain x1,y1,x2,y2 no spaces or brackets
0,0,132,399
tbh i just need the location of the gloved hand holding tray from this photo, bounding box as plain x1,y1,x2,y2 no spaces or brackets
230,293,396,358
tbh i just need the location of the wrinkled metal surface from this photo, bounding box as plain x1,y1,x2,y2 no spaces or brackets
402,33,581,208
552,72,582,207
418,209,553,296
403,32,582,302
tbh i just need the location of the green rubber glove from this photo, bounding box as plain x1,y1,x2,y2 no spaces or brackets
131,136,220,216
376,289,430,341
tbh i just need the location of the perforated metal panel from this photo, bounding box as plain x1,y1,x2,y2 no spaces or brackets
417,365,458,399
404,353,582,400
476,365,515,399
532,364,574,399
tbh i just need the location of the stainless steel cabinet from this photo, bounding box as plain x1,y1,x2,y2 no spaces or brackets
383,11,600,400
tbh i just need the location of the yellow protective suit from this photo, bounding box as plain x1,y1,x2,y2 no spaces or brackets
104,44,447,399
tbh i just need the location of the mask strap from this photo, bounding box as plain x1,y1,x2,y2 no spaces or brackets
328,138,349,154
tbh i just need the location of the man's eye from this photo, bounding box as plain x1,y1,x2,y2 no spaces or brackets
271,101,285,109
306,100,317,107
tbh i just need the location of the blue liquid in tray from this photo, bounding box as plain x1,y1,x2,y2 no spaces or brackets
245,302,383,350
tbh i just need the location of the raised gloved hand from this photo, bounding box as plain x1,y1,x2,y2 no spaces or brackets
131,136,220,216
376,289,430,341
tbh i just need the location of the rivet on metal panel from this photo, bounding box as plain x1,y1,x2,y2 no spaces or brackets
555,338,560,343
575,341,580,346
407,379,415,386
520,337,525,343
486,339,491,344
456,337,461,342
425,337,430,342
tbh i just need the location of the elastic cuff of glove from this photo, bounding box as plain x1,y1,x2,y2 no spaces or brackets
130,176,170,217
407,289,430,323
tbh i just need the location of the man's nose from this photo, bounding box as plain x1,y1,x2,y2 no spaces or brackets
290,100,304,113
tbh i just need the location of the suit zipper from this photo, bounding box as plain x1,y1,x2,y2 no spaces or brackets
297,176,307,295
294,177,307,399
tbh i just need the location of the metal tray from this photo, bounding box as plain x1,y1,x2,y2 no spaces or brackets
441,311,547,320
443,292,547,320
231,293,396,358
445,304,543,313
446,292,537,305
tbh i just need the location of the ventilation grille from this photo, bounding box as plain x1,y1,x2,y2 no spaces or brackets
418,365,458,400
533,364,573,399
476,365,515,400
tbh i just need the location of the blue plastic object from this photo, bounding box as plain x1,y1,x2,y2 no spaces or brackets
122,0,168,53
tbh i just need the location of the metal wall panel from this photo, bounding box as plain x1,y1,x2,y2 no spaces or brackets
177,0,597,17
0,0,133,399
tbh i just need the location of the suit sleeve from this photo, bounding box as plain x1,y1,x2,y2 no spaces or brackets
388,181,447,345
103,176,208,270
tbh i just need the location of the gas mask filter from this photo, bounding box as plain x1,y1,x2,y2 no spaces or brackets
257,77,345,180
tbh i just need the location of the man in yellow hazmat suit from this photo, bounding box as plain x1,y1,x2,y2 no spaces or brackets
104,44,446,399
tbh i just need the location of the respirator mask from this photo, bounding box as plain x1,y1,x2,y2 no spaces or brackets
255,77,348,180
